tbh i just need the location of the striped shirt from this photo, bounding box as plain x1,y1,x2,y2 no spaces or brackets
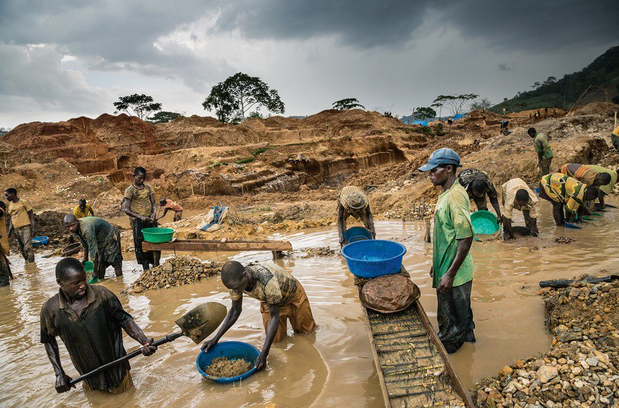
541,173,585,213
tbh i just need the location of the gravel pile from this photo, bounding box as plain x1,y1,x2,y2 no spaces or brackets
131,256,220,292
473,278,619,407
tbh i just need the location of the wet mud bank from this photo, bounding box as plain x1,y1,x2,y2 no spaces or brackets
473,277,619,407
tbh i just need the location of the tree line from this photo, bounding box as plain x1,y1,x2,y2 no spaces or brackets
114,73,492,125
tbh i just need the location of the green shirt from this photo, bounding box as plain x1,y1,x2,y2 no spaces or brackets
432,180,474,288
534,133,553,159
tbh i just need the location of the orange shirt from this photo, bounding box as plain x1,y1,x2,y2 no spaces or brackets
162,200,183,212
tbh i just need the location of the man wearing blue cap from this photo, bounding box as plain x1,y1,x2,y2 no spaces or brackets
419,148,475,353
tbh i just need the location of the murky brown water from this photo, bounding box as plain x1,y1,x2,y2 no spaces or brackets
1,199,617,407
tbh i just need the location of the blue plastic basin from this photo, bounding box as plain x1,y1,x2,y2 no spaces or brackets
32,236,49,247
343,227,373,243
341,240,406,278
196,341,259,384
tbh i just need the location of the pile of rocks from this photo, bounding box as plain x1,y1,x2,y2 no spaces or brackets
131,256,220,293
554,236,576,244
473,278,619,407
295,246,337,258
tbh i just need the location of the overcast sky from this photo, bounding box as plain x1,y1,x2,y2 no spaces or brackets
1,0,618,128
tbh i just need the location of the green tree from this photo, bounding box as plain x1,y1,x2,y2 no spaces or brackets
543,76,557,86
113,94,162,120
202,72,285,123
414,107,436,120
469,98,492,110
147,111,182,124
432,94,479,116
332,98,365,110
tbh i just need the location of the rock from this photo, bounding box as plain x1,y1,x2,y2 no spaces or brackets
499,366,514,378
586,357,599,367
569,288,580,298
536,366,558,383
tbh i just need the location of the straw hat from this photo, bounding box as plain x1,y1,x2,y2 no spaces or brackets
360,274,420,314
346,191,367,210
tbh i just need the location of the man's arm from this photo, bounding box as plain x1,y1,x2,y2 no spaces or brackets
149,192,157,222
28,209,35,235
201,297,243,351
537,151,543,166
44,338,75,393
122,320,157,356
437,236,473,293
502,217,514,240
256,303,280,371
89,207,95,217
489,195,502,221
598,191,606,209
529,218,538,236
337,205,347,246
157,208,170,221
7,217,13,237
365,206,376,238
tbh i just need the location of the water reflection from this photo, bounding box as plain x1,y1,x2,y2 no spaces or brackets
1,198,617,406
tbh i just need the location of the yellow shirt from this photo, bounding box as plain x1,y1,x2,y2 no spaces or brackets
501,178,539,220
8,199,33,229
612,125,619,137
73,204,94,219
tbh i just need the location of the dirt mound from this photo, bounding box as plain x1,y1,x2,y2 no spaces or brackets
130,256,220,292
205,357,252,377
474,277,619,407
572,102,619,117
34,211,70,248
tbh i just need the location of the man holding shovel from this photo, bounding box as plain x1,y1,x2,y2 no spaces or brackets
41,258,157,393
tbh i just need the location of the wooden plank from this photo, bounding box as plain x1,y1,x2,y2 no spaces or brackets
142,239,292,252
414,301,475,408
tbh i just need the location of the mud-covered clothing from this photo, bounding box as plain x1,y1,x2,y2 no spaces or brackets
539,157,552,176
0,208,9,255
74,217,122,272
15,225,34,262
437,280,474,353
130,218,157,267
587,165,617,196
8,199,32,229
433,180,474,288
541,173,586,214
260,283,316,342
457,169,498,211
0,246,10,287
40,285,134,392
73,204,94,219
534,132,553,159
501,178,539,220
559,164,598,186
230,263,298,305
124,183,155,217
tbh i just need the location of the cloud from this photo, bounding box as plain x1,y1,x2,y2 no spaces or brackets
0,43,109,115
498,63,515,71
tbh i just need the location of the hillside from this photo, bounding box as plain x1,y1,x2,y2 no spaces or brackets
492,45,619,113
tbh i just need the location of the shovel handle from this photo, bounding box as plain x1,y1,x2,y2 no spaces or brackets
69,332,183,385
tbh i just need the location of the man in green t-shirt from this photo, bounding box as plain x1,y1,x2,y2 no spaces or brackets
419,148,475,353
528,127,553,176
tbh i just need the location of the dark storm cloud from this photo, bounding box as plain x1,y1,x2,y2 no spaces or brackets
498,63,514,72
211,0,618,51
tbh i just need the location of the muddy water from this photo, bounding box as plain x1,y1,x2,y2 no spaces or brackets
1,199,617,407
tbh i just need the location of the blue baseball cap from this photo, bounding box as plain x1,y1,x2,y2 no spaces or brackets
418,148,462,172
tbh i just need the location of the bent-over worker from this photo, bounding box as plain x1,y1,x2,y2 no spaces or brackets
202,261,316,371
419,148,475,353
457,168,502,222
501,178,539,239
63,214,123,279
123,167,159,271
41,258,157,394
4,187,35,263
337,185,375,247
73,198,95,219
586,165,618,209
539,173,598,226
157,198,183,222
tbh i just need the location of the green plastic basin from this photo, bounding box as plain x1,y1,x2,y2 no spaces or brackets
470,210,500,235
142,227,175,243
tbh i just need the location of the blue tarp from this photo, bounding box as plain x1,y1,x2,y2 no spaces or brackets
452,114,466,121
413,120,428,126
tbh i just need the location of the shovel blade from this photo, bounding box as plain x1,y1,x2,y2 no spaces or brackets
175,302,227,344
